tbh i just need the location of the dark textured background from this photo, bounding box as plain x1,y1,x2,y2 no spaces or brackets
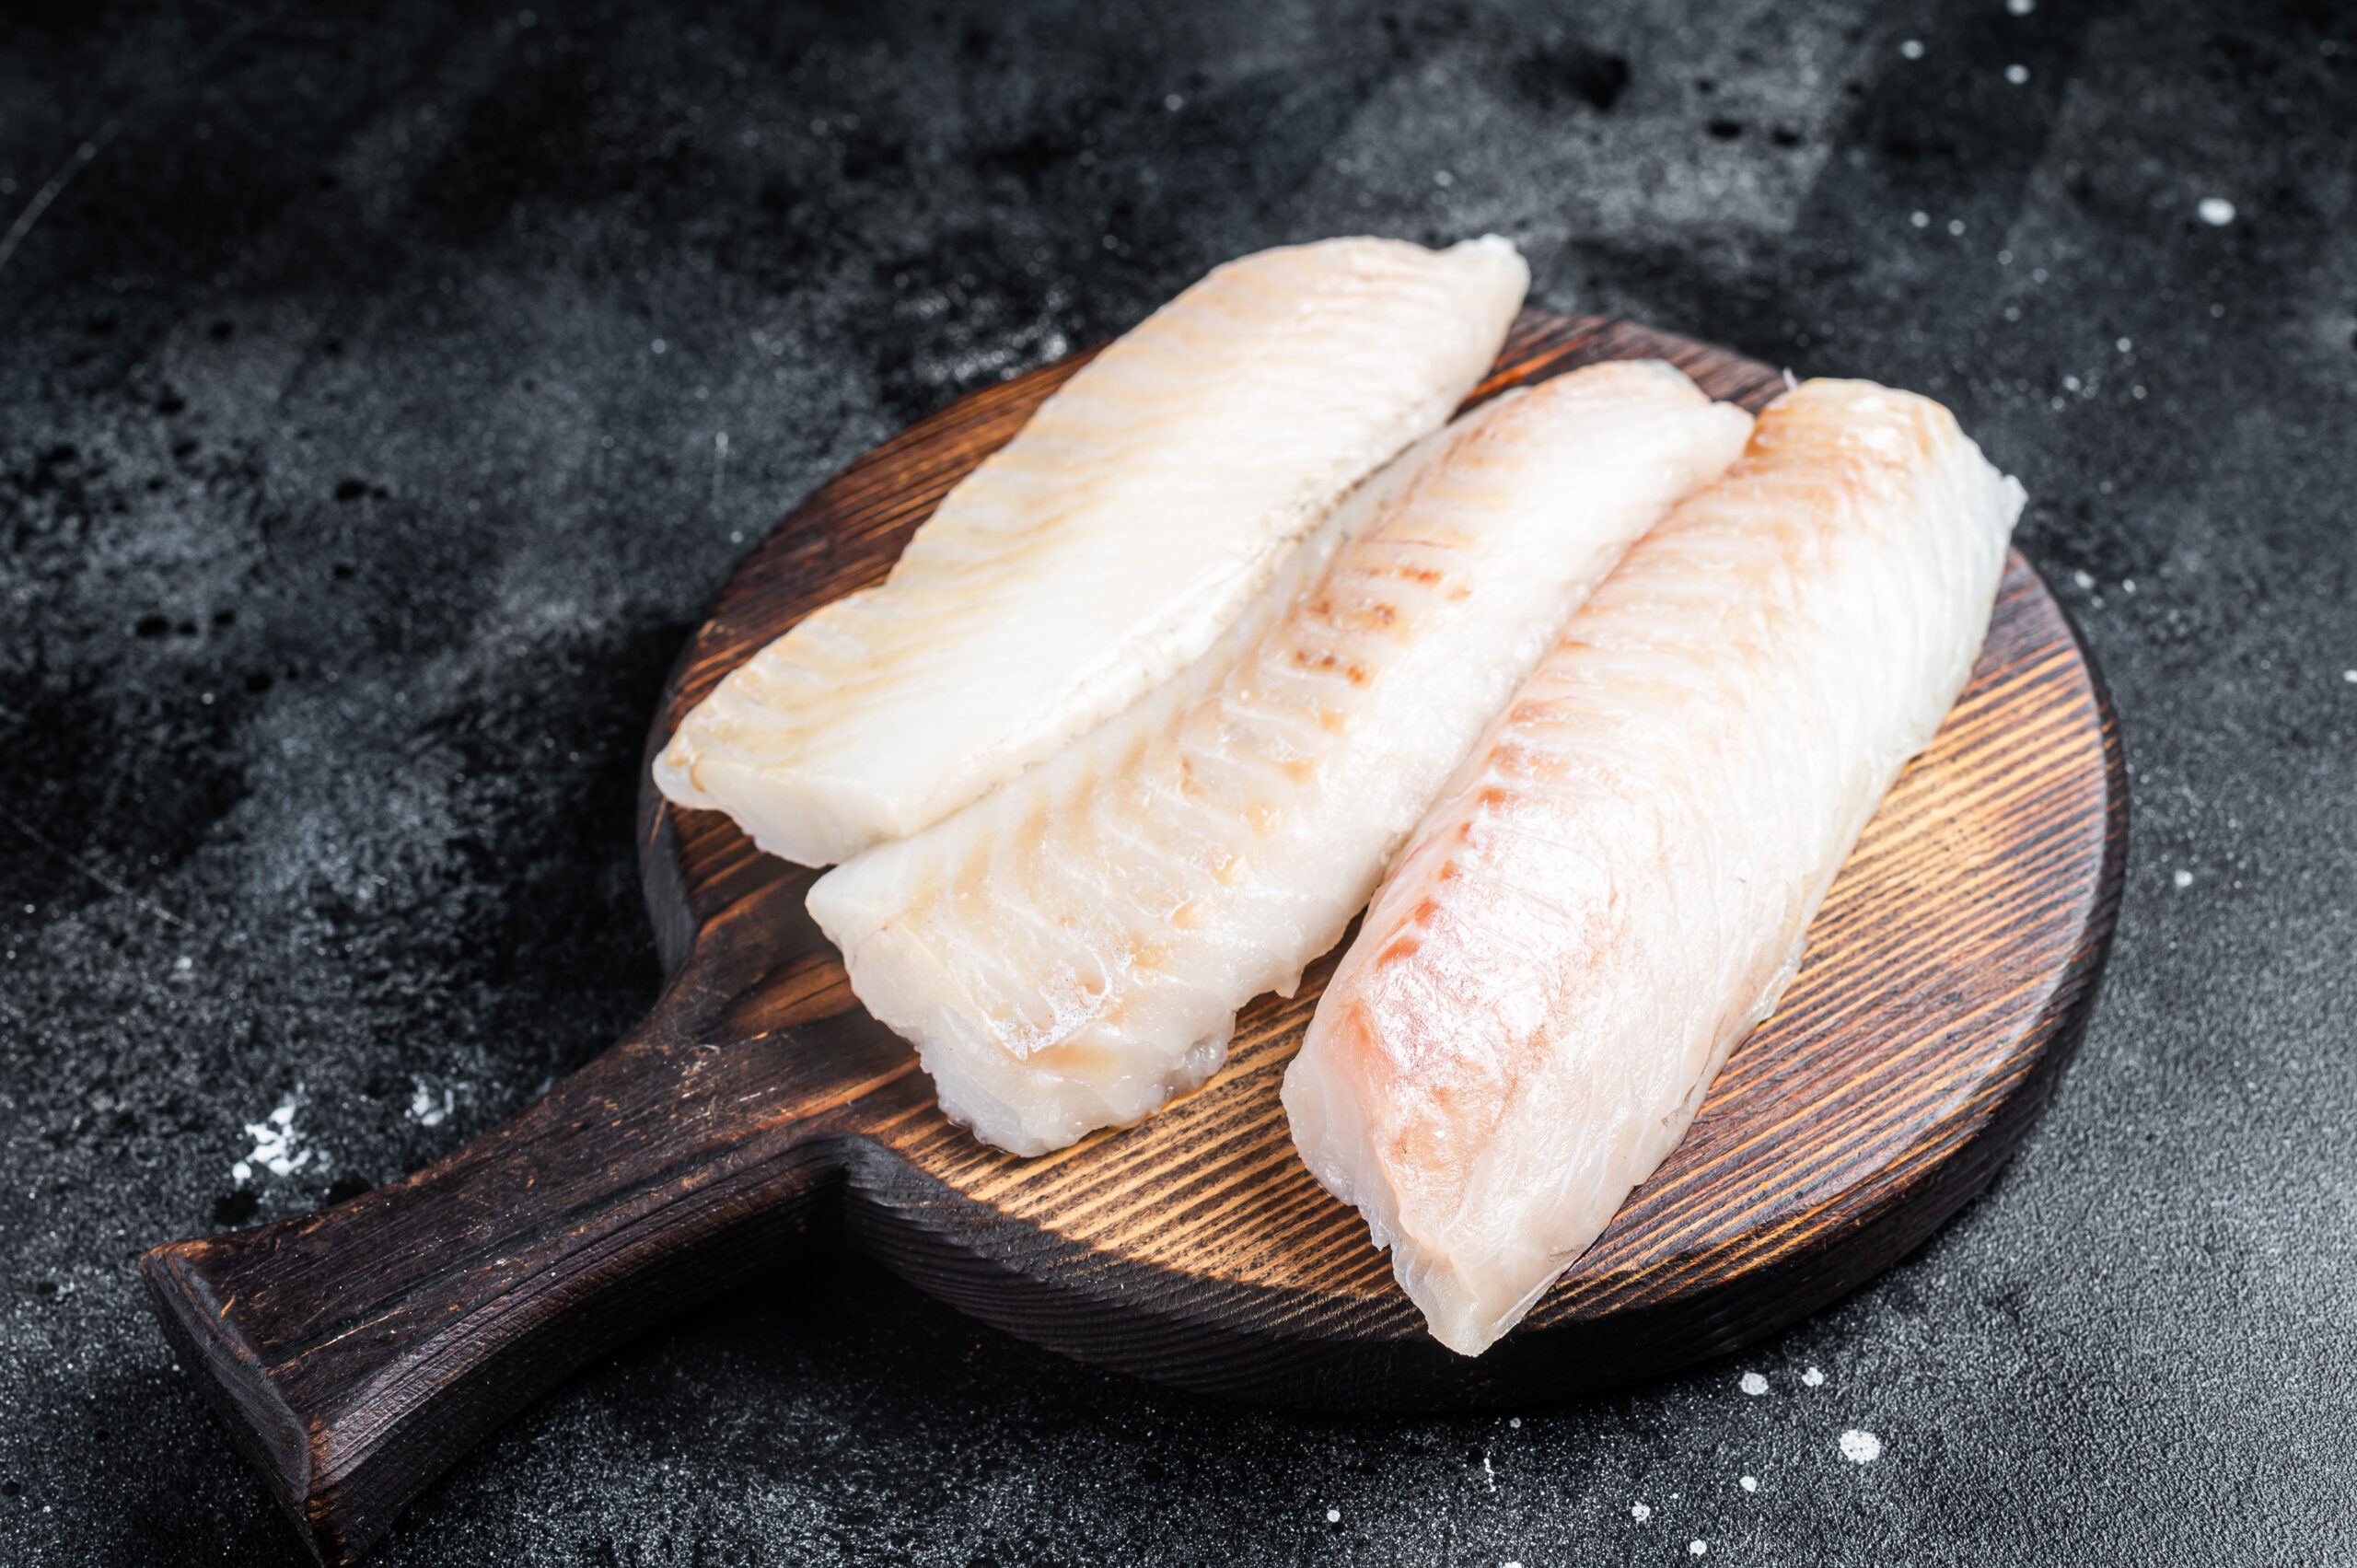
2,1,2352,1562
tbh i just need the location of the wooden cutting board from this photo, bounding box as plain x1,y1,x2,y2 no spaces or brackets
140,308,2126,1566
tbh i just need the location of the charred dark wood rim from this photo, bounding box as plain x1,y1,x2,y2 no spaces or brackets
140,308,2125,1564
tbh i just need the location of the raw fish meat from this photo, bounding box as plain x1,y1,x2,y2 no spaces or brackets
808,361,1753,1155
655,235,1529,866
1282,377,2024,1355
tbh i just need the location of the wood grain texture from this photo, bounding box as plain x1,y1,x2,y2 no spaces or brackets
142,308,2125,1564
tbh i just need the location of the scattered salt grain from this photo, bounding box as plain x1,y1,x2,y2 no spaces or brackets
1164,94,1186,111
2073,569,2096,590
1631,1503,1653,1522
1741,1476,1759,1492
1910,211,1930,228
236,1100,311,1181
1802,1366,1826,1387
2197,197,2235,226
1690,1540,1709,1556
1900,39,1925,59
1326,1508,1341,1524
2117,337,2133,353
1947,218,1966,236
2005,64,2029,84
1739,1372,1769,1396
1508,1417,1521,1428
410,1080,454,1128
2342,670,2357,684
2174,869,2193,889
2007,0,2035,13
1840,1430,1883,1464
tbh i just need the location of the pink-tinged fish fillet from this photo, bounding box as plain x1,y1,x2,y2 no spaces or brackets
807,362,1753,1156
654,236,1528,866
1283,378,2026,1355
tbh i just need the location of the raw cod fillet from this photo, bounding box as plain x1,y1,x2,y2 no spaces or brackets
808,361,1754,1155
655,235,1530,866
1282,377,2026,1356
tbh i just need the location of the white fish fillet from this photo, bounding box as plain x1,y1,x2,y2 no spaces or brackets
808,361,1754,1155
1282,377,2025,1355
654,235,1530,866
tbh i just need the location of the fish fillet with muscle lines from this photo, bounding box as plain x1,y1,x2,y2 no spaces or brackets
808,361,1753,1156
1283,378,2025,1356
655,235,1529,866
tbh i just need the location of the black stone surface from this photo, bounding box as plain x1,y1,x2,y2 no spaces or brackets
3,1,2351,1562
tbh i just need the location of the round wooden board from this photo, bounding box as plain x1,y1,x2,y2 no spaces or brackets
138,307,2126,1567
643,307,2128,1408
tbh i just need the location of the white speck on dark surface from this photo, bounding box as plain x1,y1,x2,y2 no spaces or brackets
1901,38,1925,59
2006,64,2029,84
2198,196,2236,226
1632,1503,1654,1523
1742,1475,1759,1492
233,1100,312,1181
1690,1539,1709,1555
1803,1366,1826,1387
1740,1371,1770,1396
409,1080,455,1128
1840,1430,1885,1464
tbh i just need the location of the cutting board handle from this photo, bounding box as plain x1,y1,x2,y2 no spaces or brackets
138,980,860,1566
